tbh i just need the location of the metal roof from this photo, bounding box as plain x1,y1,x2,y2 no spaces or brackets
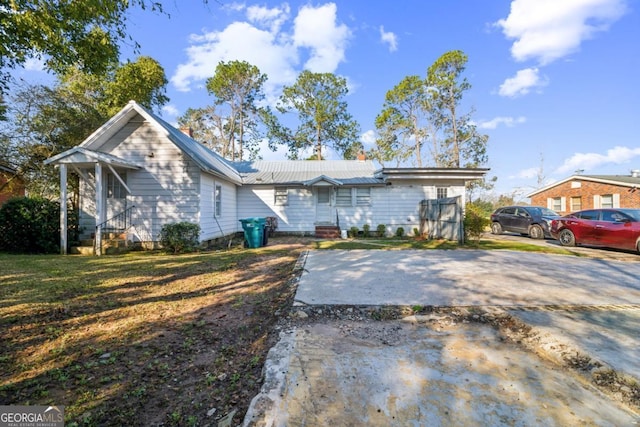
234,160,384,185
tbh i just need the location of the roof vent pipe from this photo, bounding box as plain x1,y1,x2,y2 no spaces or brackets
631,170,640,178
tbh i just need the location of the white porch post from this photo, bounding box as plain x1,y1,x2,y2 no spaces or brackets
95,163,103,256
59,164,68,255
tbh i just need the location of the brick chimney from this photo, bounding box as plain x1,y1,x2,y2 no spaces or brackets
179,127,193,138
357,150,366,161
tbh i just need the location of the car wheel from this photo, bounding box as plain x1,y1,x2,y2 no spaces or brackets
558,229,576,247
491,222,502,235
529,224,544,239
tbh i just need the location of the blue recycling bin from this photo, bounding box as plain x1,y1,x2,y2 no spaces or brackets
239,217,267,248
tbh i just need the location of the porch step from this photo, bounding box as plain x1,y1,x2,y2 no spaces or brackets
315,225,340,239
70,238,130,255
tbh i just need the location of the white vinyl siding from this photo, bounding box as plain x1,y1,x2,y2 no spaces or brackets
200,174,237,241
237,186,314,232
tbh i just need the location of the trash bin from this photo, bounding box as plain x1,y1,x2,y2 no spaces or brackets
239,217,266,248
262,225,270,246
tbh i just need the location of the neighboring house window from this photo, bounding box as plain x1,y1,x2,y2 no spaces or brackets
550,197,563,212
275,187,289,206
214,184,222,217
107,172,126,199
437,187,448,199
570,196,582,212
356,188,371,205
336,187,352,206
600,194,613,208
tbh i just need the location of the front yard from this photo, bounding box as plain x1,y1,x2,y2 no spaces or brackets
0,235,594,426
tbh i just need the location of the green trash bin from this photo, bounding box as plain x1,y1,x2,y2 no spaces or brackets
239,217,267,248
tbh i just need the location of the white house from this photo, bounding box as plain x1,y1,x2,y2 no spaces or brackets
45,101,488,254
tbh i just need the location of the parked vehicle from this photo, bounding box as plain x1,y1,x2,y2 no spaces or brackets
550,208,640,252
490,206,559,239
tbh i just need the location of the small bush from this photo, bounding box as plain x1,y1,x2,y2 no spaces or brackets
0,197,60,253
395,227,405,238
376,224,386,237
349,226,359,238
362,223,371,237
464,202,490,245
159,222,201,254
413,227,420,237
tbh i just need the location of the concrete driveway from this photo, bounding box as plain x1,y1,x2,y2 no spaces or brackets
244,250,640,426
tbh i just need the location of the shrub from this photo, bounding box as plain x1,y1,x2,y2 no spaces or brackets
159,222,201,254
0,197,60,253
413,227,420,237
464,202,490,245
395,227,405,238
362,223,370,238
349,226,359,238
376,224,386,237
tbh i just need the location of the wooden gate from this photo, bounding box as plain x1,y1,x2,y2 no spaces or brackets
419,196,462,242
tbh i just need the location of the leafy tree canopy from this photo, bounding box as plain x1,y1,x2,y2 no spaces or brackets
276,70,361,160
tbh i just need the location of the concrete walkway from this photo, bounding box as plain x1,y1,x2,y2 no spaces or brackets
244,250,640,426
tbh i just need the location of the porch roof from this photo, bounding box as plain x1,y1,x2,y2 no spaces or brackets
44,147,141,169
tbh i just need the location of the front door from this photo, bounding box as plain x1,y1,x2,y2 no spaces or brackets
315,187,332,224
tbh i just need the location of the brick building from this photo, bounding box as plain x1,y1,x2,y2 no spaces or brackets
0,163,25,206
527,171,640,214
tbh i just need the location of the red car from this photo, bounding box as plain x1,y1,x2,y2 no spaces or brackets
550,208,640,252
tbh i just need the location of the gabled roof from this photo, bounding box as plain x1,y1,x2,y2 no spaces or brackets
527,174,640,198
234,160,384,185
45,101,242,185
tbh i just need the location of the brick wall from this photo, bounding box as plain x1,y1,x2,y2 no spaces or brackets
530,179,640,214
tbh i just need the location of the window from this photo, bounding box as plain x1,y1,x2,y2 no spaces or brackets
436,187,448,199
107,172,127,199
601,194,613,208
336,188,352,206
214,184,222,217
551,197,562,212
570,196,582,212
275,187,289,206
356,188,371,205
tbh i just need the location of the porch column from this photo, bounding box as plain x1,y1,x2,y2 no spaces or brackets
95,163,103,256
59,164,68,255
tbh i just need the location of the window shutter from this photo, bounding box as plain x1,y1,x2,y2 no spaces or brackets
613,193,620,208
560,197,566,212
547,198,552,209
593,195,601,208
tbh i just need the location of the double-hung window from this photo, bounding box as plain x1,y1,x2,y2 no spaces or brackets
275,187,289,206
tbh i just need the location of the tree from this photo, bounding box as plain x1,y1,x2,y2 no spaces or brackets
276,71,360,160
0,1,167,99
179,60,278,161
372,75,433,167
1,57,169,196
427,50,488,168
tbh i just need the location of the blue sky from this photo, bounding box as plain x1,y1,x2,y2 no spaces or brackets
19,0,640,198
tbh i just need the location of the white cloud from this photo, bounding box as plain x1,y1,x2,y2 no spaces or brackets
293,3,351,72
510,167,538,179
171,2,351,96
360,129,376,148
379,26,398,52
498,67,547,97
24,57,46,72
496,0,627,65
247,4,290,33
555,146,640,174
161,104,180,117
477,116,526,130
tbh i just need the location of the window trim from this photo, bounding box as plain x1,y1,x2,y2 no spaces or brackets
436,187,448,199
